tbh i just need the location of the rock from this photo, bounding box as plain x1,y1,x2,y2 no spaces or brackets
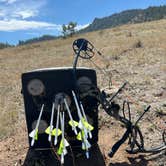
162,103,166,107
153,90,164,97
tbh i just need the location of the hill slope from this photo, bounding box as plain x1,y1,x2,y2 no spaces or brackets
0,19,166,165
81,5,166,33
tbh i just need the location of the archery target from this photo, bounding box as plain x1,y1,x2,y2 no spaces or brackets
22,67,98,149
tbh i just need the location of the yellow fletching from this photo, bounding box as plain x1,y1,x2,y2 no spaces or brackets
34,130,38,140
57,140,64,155
76,131,84,141
82,119,94,131
69,120,78,127
52,129,62,136
76,132,82,140
45,126,52,135
45,127,62,136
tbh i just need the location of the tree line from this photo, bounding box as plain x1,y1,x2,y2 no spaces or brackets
0,42,14,49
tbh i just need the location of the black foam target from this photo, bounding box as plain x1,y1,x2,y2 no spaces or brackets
21,67,98,149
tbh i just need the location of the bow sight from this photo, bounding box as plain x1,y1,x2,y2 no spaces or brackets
21,38,166,166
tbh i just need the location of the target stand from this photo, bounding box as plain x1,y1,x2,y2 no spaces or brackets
21,67,105,166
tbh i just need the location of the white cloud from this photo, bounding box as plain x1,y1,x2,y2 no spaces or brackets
0,0,18,4
26,32,40,36
0,19,61,31
76,24,89,30
0,0,45,19
0,20,89,34
14,10,37,19
0,11,5,17
0,1,89,34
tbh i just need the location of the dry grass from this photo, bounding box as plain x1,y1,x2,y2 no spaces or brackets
0,20,166,165
0,19,166,138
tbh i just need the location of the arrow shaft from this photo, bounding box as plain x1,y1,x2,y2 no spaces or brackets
36,104,45,130
49,102,55,141
60,112,65,141
64,98,73,121
64,98,77,134
80,102,92,138
54,104,60,145
31,104,44,146
60,111,66,164
72,91,83,120
80,102,88,122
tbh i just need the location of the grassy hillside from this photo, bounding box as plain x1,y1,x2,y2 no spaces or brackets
0,18,166,138
0,19,166,165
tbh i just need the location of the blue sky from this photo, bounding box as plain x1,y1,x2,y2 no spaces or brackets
0,0,165,45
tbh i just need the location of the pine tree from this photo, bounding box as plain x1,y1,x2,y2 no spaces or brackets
62,22,77,38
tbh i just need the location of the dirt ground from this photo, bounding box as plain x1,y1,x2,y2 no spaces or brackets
0,112,165,166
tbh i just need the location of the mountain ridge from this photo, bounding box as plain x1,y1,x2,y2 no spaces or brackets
80,5,166,33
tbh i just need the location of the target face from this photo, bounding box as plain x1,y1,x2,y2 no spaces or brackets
27,79,45,96
77,76,92,92
54,92,71,110
32,120,48,134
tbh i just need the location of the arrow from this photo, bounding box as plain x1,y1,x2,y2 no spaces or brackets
82,139,91,159
58,111,69,164
45,103,63,140
80,102,93,138
76,129,91,158
72,91,90,158
45,102,55,142
72,91,88,138
68,120,78,129
29,104,44,146
57,138,69,155
54,104,60,145
72,91,83,120
64,98,78,135
29,129,38,140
